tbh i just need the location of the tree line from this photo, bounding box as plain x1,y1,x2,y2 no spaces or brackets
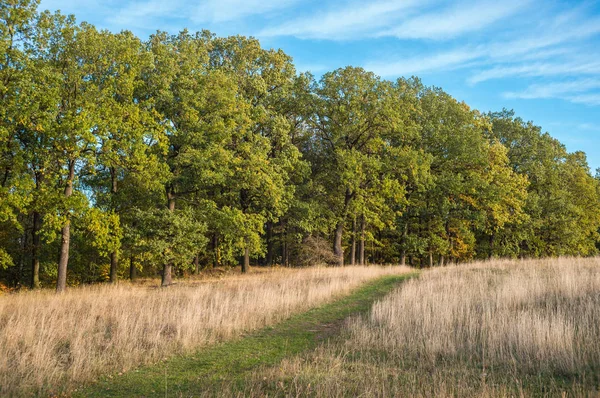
2,1,600,292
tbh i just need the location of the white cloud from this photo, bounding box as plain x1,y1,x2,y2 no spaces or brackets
504,79,600,100
487,16,600,59
193,0,299,23
568,93,600,106
78,0,301,32
259,0,429,40
469,61,600,84
260,0,529,41
361,3,600,85
381,0,529,40
110,0,183,27
365,48,483,77
465,7,600,84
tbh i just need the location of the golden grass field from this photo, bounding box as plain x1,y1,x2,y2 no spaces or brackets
233,258,600,397
2,258,599,397
0,265,410,396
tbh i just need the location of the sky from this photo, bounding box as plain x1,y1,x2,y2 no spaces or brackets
38,0,600,172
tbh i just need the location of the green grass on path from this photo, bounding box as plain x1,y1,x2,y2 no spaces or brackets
77,272,418,397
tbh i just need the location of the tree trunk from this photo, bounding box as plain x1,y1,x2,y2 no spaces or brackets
400,221,407,266
161,186,176,287
56,222,71,293
377,230,382,264
31,211,41,289
242,243,250,273
428,250,433,268
30,172,43,289
282,236,287,267
489,233,495,259
438,255,444,267
194,254,200,274
211,234,220,268
56,161,75,293
18,224,27,286
109,251,118,284
129,256,136,281
350,217,356,266
333,221,344,266
161,263,172,287
282,223,289,267
265,221,274,266
109,167,119,284
359,215,365,265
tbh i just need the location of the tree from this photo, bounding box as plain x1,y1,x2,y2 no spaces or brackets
146,30,246,284
207,36,303,272
307,67,403,266
30,15,106,292
86,29,161,283
0,0,38,274
488,110,600,257
3,7,600,289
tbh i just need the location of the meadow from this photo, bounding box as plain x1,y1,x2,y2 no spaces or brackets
0,265,410,396
229,258,600,397
2,258,599,397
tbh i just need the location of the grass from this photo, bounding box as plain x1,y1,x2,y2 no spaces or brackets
5,257,599,397
221,257,600,397
0,265,412,397
77,272,418,397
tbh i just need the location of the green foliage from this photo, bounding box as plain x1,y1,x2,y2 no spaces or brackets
1,1,599,287
487,110,600,258
131,208,207,270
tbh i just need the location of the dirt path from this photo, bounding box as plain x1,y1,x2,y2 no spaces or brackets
78,272,417,397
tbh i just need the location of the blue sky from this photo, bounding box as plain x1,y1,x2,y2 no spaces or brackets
39,0,600,172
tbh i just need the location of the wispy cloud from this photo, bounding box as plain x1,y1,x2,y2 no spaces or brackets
110,0,184,29
568,93,600,106
465,7,600,84
380,0,529,40
259,0,528,41
469,61,600,84
193,0,300,24
259,0,426,40
44,0,302,32
504,79,600,100
359,2,600,85
365,48,483,77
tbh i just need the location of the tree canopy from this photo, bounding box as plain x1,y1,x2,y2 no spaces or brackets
1,0,600,289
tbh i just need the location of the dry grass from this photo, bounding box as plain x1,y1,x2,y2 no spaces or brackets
0,265,410,396
236,257,600,397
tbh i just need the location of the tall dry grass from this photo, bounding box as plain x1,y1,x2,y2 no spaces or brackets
0,265,410,396
237,257,600,397
360,257,600,374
